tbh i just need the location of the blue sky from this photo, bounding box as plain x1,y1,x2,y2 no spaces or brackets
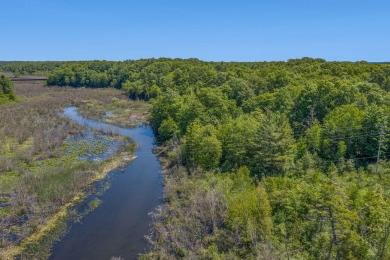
1,0,389,61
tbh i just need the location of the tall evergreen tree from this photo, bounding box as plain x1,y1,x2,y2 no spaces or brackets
251,112,295,177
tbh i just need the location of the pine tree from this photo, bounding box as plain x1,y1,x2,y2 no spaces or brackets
251,112,295,177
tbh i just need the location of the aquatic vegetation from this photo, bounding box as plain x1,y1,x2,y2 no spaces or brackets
0,81,138,259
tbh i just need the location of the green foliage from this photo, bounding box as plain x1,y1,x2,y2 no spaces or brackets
150,89,182,131
227,167,273,243
13,71,20,78
183,121,222,169
266,169,390,259
43,59,390,169
27,162,97,204
251,112,296,177
40,59,390,172
0,61,64,76
0,75,16,104
196,87,240,124
322,105,365,158
140,58,390,259
158,116,179,141
5,59,390,259
218,114,260,170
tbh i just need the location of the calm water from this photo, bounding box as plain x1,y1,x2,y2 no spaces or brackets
50,107,163,260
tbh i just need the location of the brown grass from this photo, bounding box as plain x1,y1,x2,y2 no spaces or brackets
0,81,142,258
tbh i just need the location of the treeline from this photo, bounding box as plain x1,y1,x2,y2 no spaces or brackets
45,58,390,94
48,58,390,258
0,61,66,77
0,75,16,104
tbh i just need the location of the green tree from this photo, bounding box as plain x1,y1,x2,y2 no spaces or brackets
150,90,183,132
177,94,205,134
222,78,253,106
359,105,389,157
227,167,273,254
305,121,323,154
218,114,260,171
158,116,179,141
251,112,295,177
322,104,365,159
196,87,240,125
0,75,16,104
183,121,222,169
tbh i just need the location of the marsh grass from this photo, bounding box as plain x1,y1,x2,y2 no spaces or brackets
74,198,102,224
78,97,150,127
0,81,140,259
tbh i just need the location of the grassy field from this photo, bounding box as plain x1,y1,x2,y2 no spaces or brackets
0,79,145,259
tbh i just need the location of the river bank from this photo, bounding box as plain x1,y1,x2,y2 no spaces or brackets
2,152,135,259
50,108,163,260
1,82,159,259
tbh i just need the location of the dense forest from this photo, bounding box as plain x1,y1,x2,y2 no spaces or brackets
0,61,65,77
2,58,390,259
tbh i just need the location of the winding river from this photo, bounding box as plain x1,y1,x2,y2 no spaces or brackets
50,107,163,260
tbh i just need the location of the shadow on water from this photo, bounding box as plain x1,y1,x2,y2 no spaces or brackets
50,107,163,260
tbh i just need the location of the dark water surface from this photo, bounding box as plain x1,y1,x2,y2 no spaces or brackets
50,107,163,260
